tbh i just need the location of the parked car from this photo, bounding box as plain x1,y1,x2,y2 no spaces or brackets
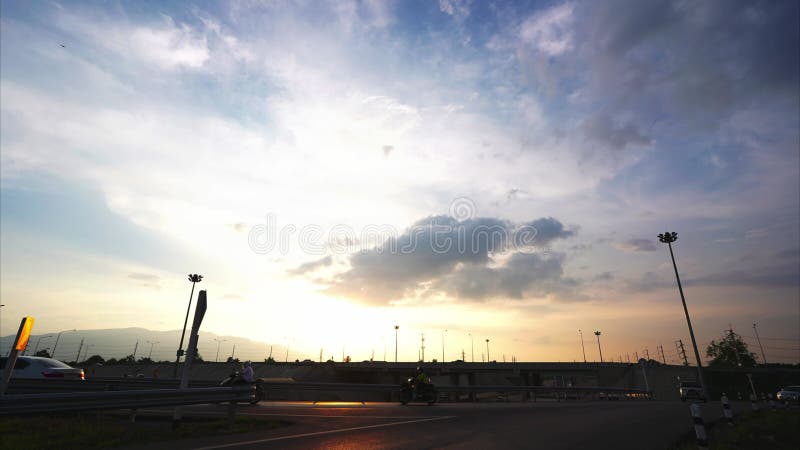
678,381,706,402
776,386,800,402
0,356,84,380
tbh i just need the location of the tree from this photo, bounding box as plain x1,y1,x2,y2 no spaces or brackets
84,355,105,365
706,330,757,368
35,350,51,358
118,354,136,364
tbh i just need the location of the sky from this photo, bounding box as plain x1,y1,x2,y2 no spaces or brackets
1,0,798,364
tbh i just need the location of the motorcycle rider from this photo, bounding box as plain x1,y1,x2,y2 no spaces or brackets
412,366,427,399
243,361,255,383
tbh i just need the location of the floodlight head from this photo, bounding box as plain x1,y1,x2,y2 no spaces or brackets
658,232,678,244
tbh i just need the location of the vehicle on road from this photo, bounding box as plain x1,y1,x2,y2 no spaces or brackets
776,385,800,402
219,371,264,404
400,377,438,405
678,380,706,402
0,356,84,380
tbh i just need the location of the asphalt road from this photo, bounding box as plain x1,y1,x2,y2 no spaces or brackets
132,400,753,450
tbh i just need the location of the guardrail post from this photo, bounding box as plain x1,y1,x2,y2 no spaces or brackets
690,402,709,450
750,393,759,412
721,393,733,426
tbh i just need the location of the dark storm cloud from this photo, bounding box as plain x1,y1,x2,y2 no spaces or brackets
326,215,577,304
579,0,799,125
288,255,333,276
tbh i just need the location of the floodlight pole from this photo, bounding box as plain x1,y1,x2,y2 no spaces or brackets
659,232,707,397
394,325,399,363
174,274,202,377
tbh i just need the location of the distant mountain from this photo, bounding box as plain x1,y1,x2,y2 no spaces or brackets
0,327,287,363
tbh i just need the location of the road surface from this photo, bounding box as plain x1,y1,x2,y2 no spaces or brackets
133,400,746,450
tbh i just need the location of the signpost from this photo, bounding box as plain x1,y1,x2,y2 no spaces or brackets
0,317,35,396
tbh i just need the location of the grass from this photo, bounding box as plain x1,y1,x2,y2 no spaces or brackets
0,412,290,450
670,408,800,450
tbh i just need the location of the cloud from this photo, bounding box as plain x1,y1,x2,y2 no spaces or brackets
288,255,333,276
439,0,472,19
582,114,652,150
613,239,657,253
520,3,575,56
326,215,577,304
128,272,161,289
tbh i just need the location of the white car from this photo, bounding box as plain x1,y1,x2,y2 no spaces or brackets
0,356,84,380
777,386,800,402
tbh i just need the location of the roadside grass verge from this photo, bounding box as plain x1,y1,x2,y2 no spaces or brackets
670,408,799,450
0,412,290,450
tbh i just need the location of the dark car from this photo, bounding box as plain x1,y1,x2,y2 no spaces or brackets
678,381,706,402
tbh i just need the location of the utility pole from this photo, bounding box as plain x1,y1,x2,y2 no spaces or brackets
579,329,587,363
75,338,84,363
752,323,767,364
231,344,236,360
675,339,689,366
659,345,667,365
320,348,323,362
485,339,490,362
420,333,425,362
462,349,466,361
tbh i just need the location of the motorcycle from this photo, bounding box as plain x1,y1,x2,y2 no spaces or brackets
219,371,264,404
400,377,438,405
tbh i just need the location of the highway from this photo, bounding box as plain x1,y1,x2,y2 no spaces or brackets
138,400,741,450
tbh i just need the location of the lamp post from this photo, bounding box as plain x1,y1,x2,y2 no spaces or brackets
594,331,603,363
485,339,490,362
31,335,53,356
174,273,203,377
81,344,94,362
51,329,77,360
579,329,587,363
394,325,399,363
213,338,228,363
658,231,707,397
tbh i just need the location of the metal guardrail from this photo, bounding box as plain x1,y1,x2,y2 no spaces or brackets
5,377,217,394
0,385,254,415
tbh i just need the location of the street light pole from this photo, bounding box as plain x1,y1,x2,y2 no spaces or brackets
174,273,203,377
485,339,490,362
31,335,53,356
469,333,474,362
51,329,76,360
594,331,603,363
441,329,447,362
147,341,160,360
658,232,707,397
394,325,399,363
579,329,587,363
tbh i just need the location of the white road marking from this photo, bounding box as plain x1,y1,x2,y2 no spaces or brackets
191,415,456,449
